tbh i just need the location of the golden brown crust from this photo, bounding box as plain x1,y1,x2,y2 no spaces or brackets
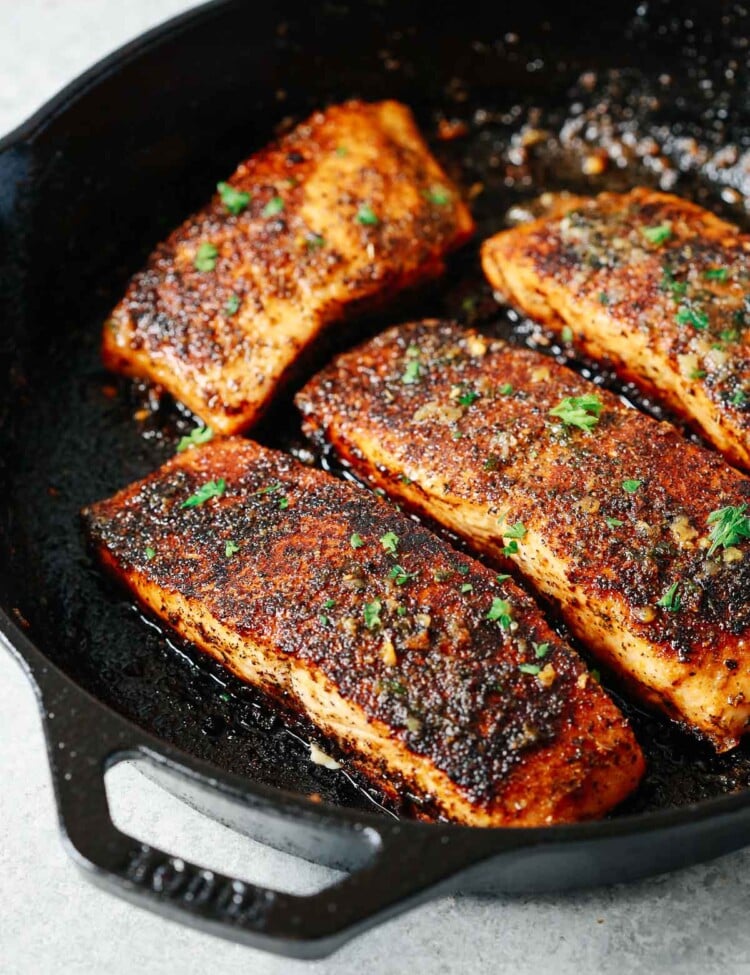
297,319,750,749
481,188,750,470
82,437,643,826
103,100,474,433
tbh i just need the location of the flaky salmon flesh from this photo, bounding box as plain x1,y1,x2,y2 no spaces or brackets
481,188,750,471
297,319,750,750
103,100,474,434
82,438,643,826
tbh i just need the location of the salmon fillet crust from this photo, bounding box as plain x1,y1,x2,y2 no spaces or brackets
297,319,750,750
103,100,474,434
481,188,750,470
82,438,643,826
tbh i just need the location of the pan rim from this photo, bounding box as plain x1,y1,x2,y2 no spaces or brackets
2,0,750,850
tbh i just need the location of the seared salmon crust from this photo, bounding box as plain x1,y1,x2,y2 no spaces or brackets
297,319,750,750
82,438,643,826
104,100,474,434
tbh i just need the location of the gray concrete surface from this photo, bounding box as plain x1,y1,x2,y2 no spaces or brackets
2,2,750,972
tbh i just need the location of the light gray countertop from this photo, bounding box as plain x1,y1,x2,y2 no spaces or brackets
2,3,750,973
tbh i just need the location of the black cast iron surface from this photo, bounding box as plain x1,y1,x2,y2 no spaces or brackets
3,0,750,957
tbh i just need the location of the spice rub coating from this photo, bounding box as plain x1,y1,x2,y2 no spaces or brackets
104,100,474,434
481,188,750,470
297,320,750,750
82,438,642,826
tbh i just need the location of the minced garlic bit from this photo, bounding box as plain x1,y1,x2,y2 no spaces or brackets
309,742,342,770
537,663,557,688
670,514,698,546
381,636,397,667
465,334,488,358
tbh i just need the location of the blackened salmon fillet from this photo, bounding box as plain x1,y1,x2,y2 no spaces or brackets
297,319,750,750
481,188,750,470
82,438,643,826
103,100,474,434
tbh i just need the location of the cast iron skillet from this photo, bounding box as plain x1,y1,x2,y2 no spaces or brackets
4,0,750,959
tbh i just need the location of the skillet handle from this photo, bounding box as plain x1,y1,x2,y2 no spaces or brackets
35,669,500,959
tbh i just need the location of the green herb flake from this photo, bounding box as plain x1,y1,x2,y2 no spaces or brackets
503,521,526,540
254,482,282,496
534,642,550,659
380,531,399,555
460,583,473,593
457,565,470,576
396,605,407,617
278,496,290,510
675,303,709,330
217,181,250,215
458,389,481,407
549,393,604,432
502,540,519,557
423,184,452,206
262,196,285,218
323,599,336,610
433,569,453,582
498,383,514,396
181,478,226,508
402,358,421,385
363,599,383,630
305,233,325,250
622,479,642,494
145,546,156,560
703,267,729,282
225,540,240,558
605,516,624,529
598,293,610,306
656,581,681,612
706,503,750,556
350,533,365,549
176,424,213,453
731,389,747,407
335,145,348,157
590,669,601,683
519,662,541,676
224,293,241,316
486,597,513,629
690,368,707,380
194,242,218,272
389,564,416,585
319,614,330,626
496,573,511,582
356,203,379,226
561,326,574,343
641,223,672,246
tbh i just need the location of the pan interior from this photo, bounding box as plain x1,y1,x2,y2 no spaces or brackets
2,0,750,822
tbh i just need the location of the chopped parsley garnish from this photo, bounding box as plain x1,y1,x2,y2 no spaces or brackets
145,546,156,560
656,581,681,612
622,479,642,494
402,355,421,385
605,516,624,529
704,267,729,282
731,390,747,406
503,521,527,540
181,478,226,508
706,503,750,556
356,203,379,226
254,482,282,496
217,181,250,215
176,424,213,453
319,614,331,626
641,223,672,246
534,642,550,659
261,196,285,218
350,533,365,549
486,597,513,629
335,145,348,157
549,393,603,432
224,293,241,316
278,496,290,510
225,540,240,557
396,605,407,617
598,293,610,306
380,531,399,555
458,390,481,407
660,267,688,300
502,540,519,556
323,599,336,610
561,326,574,344
675,302,709,330
519,662,541,676
496,573,511,582
433,569,453,581
389,565,416,585
194,242,218,271
498,383,514,395
363,599,382,630
305,233,325,250
423,184,452,206
690,368,707,380
460,583,473,593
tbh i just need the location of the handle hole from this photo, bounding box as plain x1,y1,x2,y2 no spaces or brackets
105,759,344,895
